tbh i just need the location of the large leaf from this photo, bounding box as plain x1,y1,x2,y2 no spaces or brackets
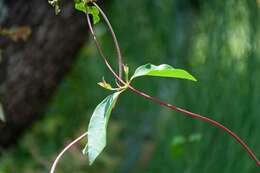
83,92,121,165
131,63,197,81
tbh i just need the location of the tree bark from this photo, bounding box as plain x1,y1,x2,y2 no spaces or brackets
0,0,87,148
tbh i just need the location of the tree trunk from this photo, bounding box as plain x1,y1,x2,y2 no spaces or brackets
0,0,87,148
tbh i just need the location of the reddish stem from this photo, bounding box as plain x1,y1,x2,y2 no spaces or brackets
128,86,260,166
86,6,260,167
94,2,124,79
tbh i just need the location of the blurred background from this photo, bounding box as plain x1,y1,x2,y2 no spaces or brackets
0,0,260,172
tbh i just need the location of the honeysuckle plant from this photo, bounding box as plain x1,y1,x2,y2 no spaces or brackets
48,0,260,172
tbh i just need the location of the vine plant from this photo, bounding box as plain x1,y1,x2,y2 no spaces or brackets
49,0,260,172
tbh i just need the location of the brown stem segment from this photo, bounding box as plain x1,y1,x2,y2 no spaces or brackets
86,5,260,167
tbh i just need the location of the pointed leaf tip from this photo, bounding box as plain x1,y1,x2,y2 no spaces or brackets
83,92,122,165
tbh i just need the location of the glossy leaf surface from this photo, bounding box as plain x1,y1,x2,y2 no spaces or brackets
131,63,197,81
83,92,121,165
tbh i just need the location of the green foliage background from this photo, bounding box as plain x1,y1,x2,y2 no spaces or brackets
0,0,259,172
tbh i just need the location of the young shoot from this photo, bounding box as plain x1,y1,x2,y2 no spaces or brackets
48,1,260,172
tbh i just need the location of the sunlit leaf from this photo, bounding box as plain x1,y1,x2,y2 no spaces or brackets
98,77,113,90
87,6,100,24
83,92,122,165
75,1,87,13
131,63,197,81
98,82,113,90
74,2,100,24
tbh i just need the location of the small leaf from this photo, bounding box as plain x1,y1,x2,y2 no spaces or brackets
75,1,87,13
87,6,100,24
98,77,114,90
131,63,197,82
0,103,5,122
74,2,100,24
98,82,113,90
83,92,122,165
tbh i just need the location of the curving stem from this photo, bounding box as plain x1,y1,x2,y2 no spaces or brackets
49,132,88,173
93,2,124,80
86,3,260,167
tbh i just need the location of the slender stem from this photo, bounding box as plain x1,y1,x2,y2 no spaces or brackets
49,132,88,173
86,14,125,85
93,2,123,79
86,7,260,167
128,85,260,166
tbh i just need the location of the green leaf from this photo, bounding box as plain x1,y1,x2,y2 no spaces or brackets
74,2,100,24
97,82,113,90
83,92,122,165
97,77,113,90
131,63,197,82
75,1,87,13
87,6,100,24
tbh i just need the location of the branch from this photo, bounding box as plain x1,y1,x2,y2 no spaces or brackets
94,3,123,79
86,4,260,167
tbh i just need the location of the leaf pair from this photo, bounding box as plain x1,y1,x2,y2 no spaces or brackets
83,63,197,165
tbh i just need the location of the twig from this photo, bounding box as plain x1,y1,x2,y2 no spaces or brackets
93,2,123,79
86,4,260,167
